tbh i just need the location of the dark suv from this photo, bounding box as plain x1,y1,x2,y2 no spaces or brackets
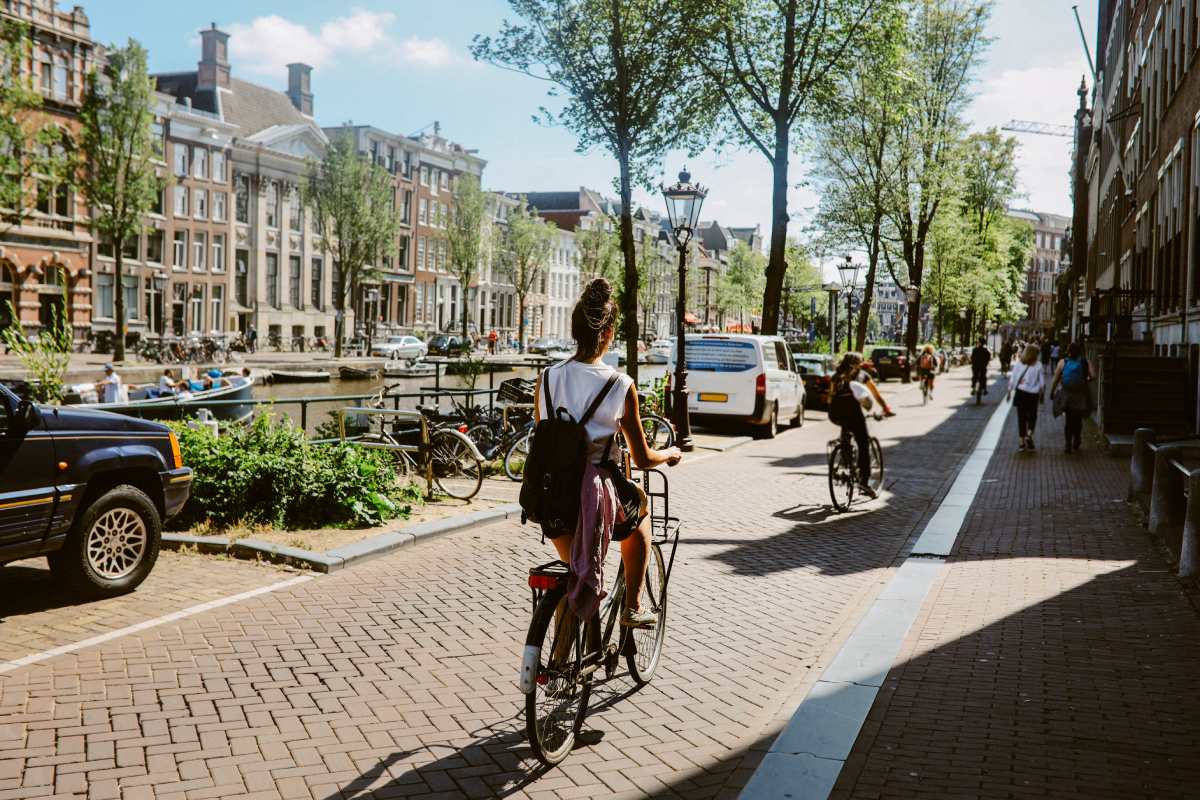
428,334,471,356
868,347,910,382
0,384,192,597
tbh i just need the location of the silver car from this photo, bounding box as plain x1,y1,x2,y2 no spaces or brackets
371,335,427,360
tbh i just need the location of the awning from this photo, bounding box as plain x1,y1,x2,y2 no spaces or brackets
684,311,701,326
379,272,415,284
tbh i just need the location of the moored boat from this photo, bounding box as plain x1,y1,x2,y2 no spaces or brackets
338,365,377,381
71,376,255,423
383,359,438,378
270,369,331,383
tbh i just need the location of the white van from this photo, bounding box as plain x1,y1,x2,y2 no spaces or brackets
669,333,805,438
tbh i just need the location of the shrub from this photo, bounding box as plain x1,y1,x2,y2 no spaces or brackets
168,415,422,531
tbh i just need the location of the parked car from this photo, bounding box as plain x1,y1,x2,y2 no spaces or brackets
669,333,805,438
793,354,835,409
868,346,910,382
0,384,192,597
371,335,427,360
427,335,472,357
528,336,561,355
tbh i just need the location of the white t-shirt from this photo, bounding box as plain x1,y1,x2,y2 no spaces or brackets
158,375,175,392
538,359,635,463
99,373,121,404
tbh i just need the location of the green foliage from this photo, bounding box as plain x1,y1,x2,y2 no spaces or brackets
79,40,162,362
960,128,1021,235
306,132,402,357
498,196,555,350
445,175,492,338
1,285,72,403
168,415,421,531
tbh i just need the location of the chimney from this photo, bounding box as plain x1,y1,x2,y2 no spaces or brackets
286,63,313,116
197,23,230,91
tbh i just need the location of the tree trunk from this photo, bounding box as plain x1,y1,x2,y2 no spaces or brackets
517,293,526,352
855,223,882,352
617,149,639,382
462,285,470,341
114,245,125,362
761,124,790,335
333,276,344,358
904,244,924,355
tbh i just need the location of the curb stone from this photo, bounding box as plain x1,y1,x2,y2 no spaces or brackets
162,502,523,573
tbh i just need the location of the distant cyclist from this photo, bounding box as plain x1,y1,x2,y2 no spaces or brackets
830,352,894,499
970,338,991,395
998,339,1013,376
916,344,937,398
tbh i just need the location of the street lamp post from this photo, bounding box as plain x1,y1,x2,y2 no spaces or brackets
837,256,860,352
825,285,840,355
661,167,707,453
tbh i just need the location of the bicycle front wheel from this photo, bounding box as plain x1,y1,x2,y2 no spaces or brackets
525,592,590,767
641,414,675,448
626,542,668,685
828,444,855,512
429,430,483,500
503,429,533,482
869,437,884,492
358,433,412,482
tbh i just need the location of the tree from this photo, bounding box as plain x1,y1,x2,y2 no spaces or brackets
78,40,161,363
1,285,71,403
499,197,554,350
0,19,71,239
718,244,766,331
444,174,492,339
306,132,401,358
781,241,825,332
473,0,714,379
576,215,621,282
702,0,886,335
960,128,1020,236
885,0,992,355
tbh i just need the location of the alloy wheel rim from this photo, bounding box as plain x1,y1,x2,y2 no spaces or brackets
85,508,147,580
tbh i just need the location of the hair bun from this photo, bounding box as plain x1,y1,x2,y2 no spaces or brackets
583,278,612,306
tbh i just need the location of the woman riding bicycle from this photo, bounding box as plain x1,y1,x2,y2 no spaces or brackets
916,344,937,398
534,278,682,629
830,352,894,499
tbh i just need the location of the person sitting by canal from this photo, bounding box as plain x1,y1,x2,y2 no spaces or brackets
829,352,895,499
205,368,228,388
94,364,122,404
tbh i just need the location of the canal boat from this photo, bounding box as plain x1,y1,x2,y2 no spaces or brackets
383,360,438,378
338,365,377,381
270,369,331,383
68,376,255,423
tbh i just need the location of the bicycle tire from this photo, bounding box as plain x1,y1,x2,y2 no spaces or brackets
357,433,413,482
626,542,667,685
641,414,675,449
503,428,533,482
524,591,590,767
828,443,855,512
466,423,499,458
869,437,884,492
429,429,483,500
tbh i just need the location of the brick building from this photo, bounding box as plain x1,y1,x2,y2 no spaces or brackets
1009,209,1069,335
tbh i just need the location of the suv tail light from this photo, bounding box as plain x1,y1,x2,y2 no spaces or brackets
756,373,766,396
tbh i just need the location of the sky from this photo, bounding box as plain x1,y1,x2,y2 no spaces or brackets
84,0,1096,275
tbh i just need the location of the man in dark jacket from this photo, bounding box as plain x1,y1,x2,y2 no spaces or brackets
971,338,991,395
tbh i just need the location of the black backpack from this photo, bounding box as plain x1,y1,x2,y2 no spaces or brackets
519,369,619,539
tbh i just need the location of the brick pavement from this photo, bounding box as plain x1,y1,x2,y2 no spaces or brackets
831,376,1200,799
0,369,998,799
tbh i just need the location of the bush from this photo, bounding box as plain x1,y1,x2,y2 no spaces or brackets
168,415,422,531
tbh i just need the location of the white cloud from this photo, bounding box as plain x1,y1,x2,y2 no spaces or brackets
224,9,460,78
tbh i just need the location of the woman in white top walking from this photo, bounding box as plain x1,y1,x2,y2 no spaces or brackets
534,279,682,628
1007,343,1045,451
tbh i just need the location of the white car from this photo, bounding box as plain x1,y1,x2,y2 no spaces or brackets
371,335,427,360
669,333,805,438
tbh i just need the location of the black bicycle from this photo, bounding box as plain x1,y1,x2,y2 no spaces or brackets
827,414,884,512
520,468,680,766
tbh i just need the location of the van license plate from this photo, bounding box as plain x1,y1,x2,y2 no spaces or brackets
698,393,728,402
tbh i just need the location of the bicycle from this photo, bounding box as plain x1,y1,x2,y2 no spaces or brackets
827,414,884,512
520,467,680,766
919,372,933,405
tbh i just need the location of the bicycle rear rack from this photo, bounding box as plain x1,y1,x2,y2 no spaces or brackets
528,559,569,612
636,468,682,596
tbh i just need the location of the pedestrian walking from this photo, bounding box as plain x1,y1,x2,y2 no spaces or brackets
1049,342,1061,373
1049,341,1095,454
1007,343,1044,451
247,324,258,354
1040,339,1051,373
999,339,1013,376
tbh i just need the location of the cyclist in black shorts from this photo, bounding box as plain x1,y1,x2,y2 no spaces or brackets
830,353,894,498
970,338,991,395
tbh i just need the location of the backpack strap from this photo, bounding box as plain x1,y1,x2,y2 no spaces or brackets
580,374,620,426
541,368,554,417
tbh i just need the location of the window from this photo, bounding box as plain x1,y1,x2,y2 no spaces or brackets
288,190,301,232
266,252,279,307
419,198,428,225
417,236,426,270
122,234,139,261
151,118,164,158
151,187,164,215
421,166,430,186
387,145,395,173
172,283,186,335
400,190,412,224
266,182,279,228
37,49,51,96
235,175,249,223
415,285,424,322
235,249,249,306
123,276,139,321
52,54,66,101
190,284,204,332
95,273,114,318
398,235,410,270
210,286,224,332
211,234,225,272
311,257,323,309
440,203,448,228
173,185,188,217
289,255,301,308
193,188,207,219
213,191,227,222
146,230,163,264
172,230,187,269
212,151,226,182
193,147,207,180
440,171,449,191
402,150,412,178
192,232,206,271
173,143,188,176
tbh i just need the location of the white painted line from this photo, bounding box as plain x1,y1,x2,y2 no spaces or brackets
740,394,1012,799
0,574,314,675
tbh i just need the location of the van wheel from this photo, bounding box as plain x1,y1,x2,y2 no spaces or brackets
755,404,778,439
50,485,161,599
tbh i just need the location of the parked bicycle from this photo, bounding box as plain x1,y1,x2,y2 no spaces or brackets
827,413,884,512
521,467,680,766
353,406,483,501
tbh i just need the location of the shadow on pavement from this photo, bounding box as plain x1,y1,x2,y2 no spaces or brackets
0,561,89,622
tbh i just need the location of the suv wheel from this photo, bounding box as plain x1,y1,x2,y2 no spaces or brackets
50,485,161,598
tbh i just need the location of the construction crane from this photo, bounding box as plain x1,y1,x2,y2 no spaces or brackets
1002,120,1073,138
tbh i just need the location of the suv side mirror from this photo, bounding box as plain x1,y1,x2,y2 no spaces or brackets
15,399,38,430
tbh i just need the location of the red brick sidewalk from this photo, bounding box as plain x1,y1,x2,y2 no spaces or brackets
831,385,1200,798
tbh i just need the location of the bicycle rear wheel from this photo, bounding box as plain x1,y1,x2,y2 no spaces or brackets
641,414,675,448
828,443,856,512
358,433,412,482
525,592,590,766
869,437,884,492
626,543,667,685
429,429,483,500
503,428,533,482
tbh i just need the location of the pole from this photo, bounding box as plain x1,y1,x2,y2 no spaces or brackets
673,244,693,452
846,291,853,353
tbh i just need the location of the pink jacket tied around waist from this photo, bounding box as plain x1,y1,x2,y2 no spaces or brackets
567,461,621,618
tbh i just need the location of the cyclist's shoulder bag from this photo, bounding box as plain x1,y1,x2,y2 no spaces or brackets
519,369,619,539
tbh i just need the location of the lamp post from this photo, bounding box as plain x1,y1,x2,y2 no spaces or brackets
837,256,860,351
661,167,707,453
825,284,841,355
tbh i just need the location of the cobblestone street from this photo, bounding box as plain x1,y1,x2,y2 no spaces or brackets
1,368,1197,799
